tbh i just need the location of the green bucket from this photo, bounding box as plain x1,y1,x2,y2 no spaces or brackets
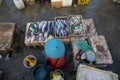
32,64,47,80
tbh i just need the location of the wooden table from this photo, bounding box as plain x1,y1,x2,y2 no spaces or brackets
0,0,3,5
0,23,15,52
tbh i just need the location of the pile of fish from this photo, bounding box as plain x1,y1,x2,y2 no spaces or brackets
27,21,54,43
55,18,69,37
69,16,84,36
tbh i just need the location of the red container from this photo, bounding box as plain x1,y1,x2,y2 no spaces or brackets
48,56,66,68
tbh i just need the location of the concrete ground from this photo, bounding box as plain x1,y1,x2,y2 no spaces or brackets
0,0,120,80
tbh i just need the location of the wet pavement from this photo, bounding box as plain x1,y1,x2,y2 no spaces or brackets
0,0,120,80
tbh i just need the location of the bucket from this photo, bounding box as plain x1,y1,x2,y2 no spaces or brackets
23,55,37,68
50,69,64,80
85,51,96,62
48,56,66,68
32,64,47,80
77,0,90,5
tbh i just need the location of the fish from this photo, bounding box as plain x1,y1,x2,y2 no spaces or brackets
51,21,54,34
39,37,44,42
60,21,65,29
34,23,38,28
63,29,67,36
61,29,64,36
39,21,44,30
29,24,35,32
58,29,61,36
30,35,35,43
55,18,69,37
42,21,47,32
70,16,84,35
44,32,49,38
34,35,39,41
56,28,59,36
31,31,34,36
62,19,67,26
47,21,51,34
57,21,61,30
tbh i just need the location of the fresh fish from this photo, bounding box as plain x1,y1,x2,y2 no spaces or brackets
34,35,39,41
58,30,61,36
55,18,69,37
39,37,44,42
61,29,64,36
42,21,47,32
57,21,61,30
44,32,48,38
63,30,67,36
30,24,35,32
60,21,65,29
39,21,44,30
65,27,68,32
47,21,51,34
31,31,34,36
30,35,35,43
56,28,59,36
48,21,53,35
34,23,38,28
62,19,67,26
51,21,54,34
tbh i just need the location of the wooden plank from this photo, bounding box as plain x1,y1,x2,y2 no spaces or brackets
83,19,98,37
90,35,113,64
0,23,15,51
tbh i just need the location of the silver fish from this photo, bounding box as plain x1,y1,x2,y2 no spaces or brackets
39,21,44,30
61,29,64,36
34,35,39,41
30,26,34,32
58,30,61,36
30,35,35,43
34,23,38,28
56,28,59,36
50,21,54,34
47,21,51,34
39,37,44,42
42,21,47,32
63,30,67,36
57,21,61,30
63,19,67,26
44,32,49,38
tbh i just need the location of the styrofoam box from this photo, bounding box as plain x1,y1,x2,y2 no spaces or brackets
62,0,72,7
51,0,62,2
13,0,25,10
